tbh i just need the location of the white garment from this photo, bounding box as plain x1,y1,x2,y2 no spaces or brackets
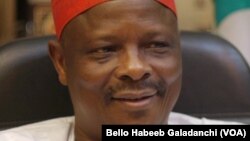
0,112,243,141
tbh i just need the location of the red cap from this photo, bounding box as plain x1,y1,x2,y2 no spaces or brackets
51,0,177,39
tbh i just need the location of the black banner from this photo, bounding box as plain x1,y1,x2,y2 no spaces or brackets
102,125,249,140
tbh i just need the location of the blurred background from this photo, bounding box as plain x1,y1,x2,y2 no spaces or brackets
0,0,249,66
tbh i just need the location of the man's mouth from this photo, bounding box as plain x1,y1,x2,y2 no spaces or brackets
111,89,157,110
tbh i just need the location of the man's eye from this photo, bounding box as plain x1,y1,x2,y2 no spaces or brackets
94,46,117,53
145,41,171,54
90,46,117,60
149,41,169,48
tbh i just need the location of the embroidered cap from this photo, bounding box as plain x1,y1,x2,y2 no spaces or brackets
51,0,177,39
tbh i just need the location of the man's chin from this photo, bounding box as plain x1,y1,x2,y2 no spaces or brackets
109,115,165,125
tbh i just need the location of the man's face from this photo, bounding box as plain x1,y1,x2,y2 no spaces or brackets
49,0,181,139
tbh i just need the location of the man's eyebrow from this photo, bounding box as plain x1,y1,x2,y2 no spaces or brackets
84,35,120,46
143,32,163,37
85,30,172,45
142,31,171,40
93,35,119,41
83,35,119,44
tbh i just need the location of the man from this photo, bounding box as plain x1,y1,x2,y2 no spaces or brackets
0,0,242,141
49,0,181,140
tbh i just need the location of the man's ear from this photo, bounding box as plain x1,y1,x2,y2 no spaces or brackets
48,40,67,86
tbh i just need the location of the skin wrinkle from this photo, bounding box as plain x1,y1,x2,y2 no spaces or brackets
48,0,181,141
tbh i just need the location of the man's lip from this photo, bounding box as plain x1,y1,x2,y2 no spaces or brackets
110,88,157,110
112,88,157,100
112,95,155,102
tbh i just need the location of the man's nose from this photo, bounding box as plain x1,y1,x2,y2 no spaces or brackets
115,47,152,81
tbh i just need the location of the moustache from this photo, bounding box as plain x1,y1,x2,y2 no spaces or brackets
107,78,167,96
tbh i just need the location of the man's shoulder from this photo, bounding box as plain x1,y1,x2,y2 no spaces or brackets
0,113,244,141
169,112,244,125
0,116,74,141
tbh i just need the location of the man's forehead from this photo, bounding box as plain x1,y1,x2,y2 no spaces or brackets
51,0,177,40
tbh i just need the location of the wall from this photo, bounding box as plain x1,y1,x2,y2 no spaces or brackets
175,0,215,32
0,0,216,44
0,0,16,45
